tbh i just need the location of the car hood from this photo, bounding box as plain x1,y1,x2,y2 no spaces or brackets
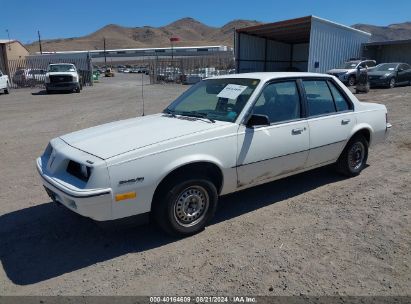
60,113,228,159
47,72,77,76
327,69,352,74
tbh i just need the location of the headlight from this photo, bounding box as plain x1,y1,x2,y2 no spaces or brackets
45,75,50,83
67,161,92,182
72,75,78,82
380,73,391,79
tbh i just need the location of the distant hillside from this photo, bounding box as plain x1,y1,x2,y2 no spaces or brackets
26,18,261,53
352,22,411,41
26,18,411,53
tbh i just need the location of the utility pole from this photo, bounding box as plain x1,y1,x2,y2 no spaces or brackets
6,29,11,51
103,37,107,66
37,30,43,54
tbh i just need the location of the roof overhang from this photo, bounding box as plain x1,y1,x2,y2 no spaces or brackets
364,39,411,47
236,16,312,44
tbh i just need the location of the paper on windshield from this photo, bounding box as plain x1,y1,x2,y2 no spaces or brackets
217,84,248,100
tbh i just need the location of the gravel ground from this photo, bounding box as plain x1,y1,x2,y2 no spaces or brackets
0,73,410,296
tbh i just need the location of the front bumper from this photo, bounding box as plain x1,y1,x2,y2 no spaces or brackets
36,158,113,221
46,82,79,91
385,123,392,139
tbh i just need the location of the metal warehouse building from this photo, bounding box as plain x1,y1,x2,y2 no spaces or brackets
235,16,371,73
362,39,411,65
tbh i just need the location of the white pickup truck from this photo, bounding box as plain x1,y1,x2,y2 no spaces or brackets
37,72,391,236
45,63,82,93
0,70,10,94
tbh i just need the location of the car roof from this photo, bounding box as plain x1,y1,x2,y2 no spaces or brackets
207,72,333,82
49,63,75,65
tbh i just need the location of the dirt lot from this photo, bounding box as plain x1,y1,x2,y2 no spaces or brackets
0,73,410,296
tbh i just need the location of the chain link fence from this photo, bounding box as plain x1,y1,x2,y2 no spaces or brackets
7,56,93,89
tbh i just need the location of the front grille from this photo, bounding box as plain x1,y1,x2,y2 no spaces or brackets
50,75,72,83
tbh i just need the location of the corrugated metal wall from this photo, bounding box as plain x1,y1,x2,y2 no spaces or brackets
362,43,411,65
308,17,370,73
235,32,292,73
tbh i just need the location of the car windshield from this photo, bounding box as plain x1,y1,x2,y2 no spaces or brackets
373,63,398,71
48,64,76,72
165,78,260,123
339,62,359,69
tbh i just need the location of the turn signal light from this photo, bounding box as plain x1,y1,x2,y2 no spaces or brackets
115,192,136,202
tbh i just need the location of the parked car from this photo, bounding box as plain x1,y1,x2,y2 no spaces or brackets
327,59,376,86
37,72,391,236
368,63,411,88
0,70,10,94
45,63,82,93
12,68,46,87
105,68,115,77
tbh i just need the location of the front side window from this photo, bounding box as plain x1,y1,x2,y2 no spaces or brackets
303,80,336,116
166,78,260,122
253,81,301,124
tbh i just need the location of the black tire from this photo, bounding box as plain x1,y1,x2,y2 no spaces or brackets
153,178,218,237
75,86,81,93
336,135,368,177
389,77,396,88
4,82,10,94
348,75,356,86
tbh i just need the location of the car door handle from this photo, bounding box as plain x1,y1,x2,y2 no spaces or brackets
341,119,351,125
292,128,304,135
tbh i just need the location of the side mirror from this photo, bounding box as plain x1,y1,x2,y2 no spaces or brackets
246,114,270,128
398,68,404,72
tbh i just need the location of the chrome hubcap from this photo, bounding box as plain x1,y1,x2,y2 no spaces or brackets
173,186,209,227
348,142,365,171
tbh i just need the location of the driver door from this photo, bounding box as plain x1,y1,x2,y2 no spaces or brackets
236,80,309,187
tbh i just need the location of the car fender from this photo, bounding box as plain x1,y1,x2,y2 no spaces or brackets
155,153,226,190
348,123,374,145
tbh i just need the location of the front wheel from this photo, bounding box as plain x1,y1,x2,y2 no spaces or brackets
348,75,356,86
389,77,396,88
336,135,368,177
4,82,10,94
153,178,218,236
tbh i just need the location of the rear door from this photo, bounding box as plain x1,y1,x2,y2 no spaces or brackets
398,64,411,84
302,79,355,168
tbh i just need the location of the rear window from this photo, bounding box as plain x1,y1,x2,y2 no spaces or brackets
327,81,351,112
303,80,336,116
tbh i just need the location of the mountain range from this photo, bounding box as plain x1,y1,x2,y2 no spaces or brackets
26,18,411,53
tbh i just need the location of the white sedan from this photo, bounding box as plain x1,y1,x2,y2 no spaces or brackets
37,72,391,236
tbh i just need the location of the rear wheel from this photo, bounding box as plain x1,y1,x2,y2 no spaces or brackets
336,135,368,177
153,178,218,236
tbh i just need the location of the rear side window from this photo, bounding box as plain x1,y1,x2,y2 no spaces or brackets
303,80,336,116
327,81,351,111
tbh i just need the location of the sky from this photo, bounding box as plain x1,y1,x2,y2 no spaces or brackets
2,0,411,44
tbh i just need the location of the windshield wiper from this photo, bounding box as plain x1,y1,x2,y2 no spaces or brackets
179,111,215,123
163,108,176,117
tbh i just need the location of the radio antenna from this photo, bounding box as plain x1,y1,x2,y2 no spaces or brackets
141,72,145,116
